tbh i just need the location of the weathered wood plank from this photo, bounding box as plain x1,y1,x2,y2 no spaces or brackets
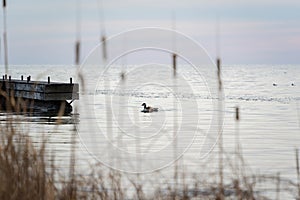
0,80,78,93
13,90,79,101
9,83,78,93
0,79,79,101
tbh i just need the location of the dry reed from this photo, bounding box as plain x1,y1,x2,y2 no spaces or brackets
0,91,298,199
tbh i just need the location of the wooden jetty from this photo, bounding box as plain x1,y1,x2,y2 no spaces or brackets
0,75,79,115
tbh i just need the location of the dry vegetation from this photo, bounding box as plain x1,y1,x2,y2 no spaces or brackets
0,98,299,199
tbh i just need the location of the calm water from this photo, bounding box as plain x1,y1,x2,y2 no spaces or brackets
1,64,300,197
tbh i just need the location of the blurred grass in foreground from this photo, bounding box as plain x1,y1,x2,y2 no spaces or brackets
0,100,299,199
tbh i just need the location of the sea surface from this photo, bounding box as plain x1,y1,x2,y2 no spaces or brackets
0,64,299,198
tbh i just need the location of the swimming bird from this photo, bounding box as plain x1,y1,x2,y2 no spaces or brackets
141,103,158,113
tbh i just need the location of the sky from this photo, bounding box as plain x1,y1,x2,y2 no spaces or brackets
1,0,300,65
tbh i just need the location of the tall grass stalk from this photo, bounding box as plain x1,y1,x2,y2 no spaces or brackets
2,0,9,74
217,58,224,199
296,148,300,198
276,172,280,200
234,106,242,199
172,53,178,199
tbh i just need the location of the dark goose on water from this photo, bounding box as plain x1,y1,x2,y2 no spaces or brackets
141,103,158,113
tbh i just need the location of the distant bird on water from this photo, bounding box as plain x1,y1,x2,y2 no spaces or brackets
141,103,158,113
273,83,277,86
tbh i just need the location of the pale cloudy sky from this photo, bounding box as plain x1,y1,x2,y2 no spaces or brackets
1,0,300,64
